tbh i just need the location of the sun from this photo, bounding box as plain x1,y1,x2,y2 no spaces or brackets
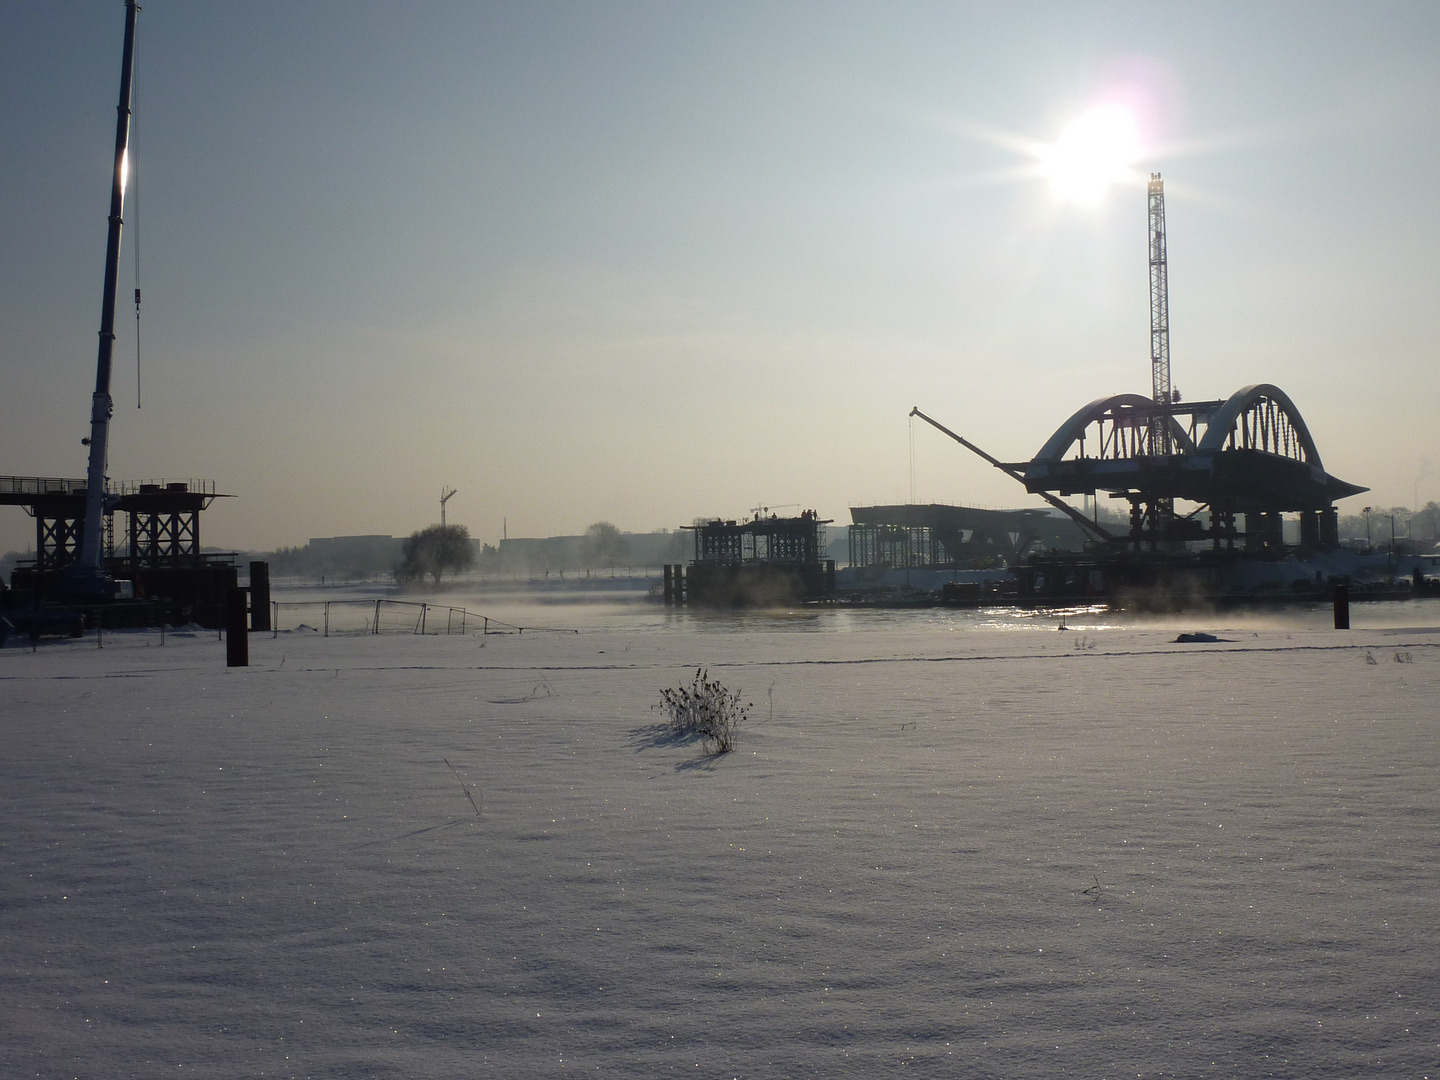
1039,104,1141,206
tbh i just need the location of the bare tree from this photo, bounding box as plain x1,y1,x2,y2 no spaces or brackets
397,524,475,585
582,521,628,567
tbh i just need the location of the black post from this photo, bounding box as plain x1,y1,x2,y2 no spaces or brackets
249,561,271,631
226,588,249,666
1332,582,1350,630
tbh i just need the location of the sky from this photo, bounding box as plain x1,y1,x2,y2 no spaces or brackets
2,1,1438,553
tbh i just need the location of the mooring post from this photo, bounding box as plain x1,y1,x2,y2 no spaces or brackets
226,588,249,666
1333,582,1350,630
663,564,674,605
249,561,271,632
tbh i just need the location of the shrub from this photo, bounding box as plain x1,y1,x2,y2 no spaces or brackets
659,668,749,754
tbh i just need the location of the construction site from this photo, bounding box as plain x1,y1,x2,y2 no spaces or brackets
0,0,1417,625
0,5,257,642
664,173,1422,610
883,174,1386,607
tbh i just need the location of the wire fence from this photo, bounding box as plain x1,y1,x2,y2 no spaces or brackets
269,599,577,638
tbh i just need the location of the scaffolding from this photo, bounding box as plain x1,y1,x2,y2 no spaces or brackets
2,475,237,626
677,510,835,605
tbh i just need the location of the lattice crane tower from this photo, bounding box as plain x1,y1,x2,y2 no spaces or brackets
1148,173,1172,456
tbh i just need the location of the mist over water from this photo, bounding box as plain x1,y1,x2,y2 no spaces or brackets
268,578,1440,637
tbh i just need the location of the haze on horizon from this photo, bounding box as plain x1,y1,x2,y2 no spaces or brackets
2,1,1437,554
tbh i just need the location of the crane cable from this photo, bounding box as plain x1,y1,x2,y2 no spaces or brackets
908,411,916,504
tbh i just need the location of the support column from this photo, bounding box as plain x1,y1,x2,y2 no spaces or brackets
1319,508,1340,550
1245,512,1283,553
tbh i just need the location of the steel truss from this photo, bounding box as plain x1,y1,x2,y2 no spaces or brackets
128,508,201,567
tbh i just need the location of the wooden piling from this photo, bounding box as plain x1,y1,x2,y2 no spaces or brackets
1332,583,1349,630
249,561,271,631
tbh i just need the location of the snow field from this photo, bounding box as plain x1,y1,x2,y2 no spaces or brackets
2,622,1438,1077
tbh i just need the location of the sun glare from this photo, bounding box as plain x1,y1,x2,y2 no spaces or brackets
1040,104,1141,206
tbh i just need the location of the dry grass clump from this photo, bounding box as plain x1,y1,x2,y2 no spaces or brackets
659,668,749,754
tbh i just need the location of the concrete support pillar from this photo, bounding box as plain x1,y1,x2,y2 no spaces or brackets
1243,513,1262,551
1300,511,1321,549
1245,512,1283,553
1319,508,1340,550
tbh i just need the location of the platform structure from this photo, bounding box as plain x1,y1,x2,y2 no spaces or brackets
672,510,835,606
2,476,238,625
847,504,1088,569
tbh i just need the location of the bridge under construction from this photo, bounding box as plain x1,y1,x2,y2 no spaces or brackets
907,174,1368,602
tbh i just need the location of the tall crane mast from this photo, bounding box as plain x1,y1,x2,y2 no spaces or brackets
71,0,139,594
1147,173,1171,456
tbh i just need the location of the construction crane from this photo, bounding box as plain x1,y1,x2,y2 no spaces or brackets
1148,172,1172,456
1147,173,1177,542
440,487,457,527
67,0,139,598
907,407,1114,543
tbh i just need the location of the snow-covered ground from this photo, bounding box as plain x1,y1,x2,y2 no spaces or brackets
3,602,1438,1077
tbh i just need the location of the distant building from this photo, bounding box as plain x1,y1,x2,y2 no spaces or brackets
307,535,404,572
495,531,689,572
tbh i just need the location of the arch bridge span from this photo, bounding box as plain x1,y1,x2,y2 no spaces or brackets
1018,383,1366,551
1032,384,1321,468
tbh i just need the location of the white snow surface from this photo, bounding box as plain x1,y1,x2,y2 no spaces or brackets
3,607,1439,1078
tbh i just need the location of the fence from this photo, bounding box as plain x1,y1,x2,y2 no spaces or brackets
268,598,576,637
